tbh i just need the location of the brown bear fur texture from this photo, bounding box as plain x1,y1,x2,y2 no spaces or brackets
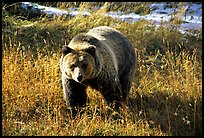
60,26,136,117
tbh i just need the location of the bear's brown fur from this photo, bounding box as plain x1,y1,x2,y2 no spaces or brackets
60,26,136,117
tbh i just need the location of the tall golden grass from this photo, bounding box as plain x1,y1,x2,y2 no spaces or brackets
2,2,202,136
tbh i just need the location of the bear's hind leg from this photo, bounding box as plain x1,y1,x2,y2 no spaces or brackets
100,82,128,121
100,82,123,112
119,70,132,103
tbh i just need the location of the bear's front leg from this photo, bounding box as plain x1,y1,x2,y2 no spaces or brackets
62,75,87,117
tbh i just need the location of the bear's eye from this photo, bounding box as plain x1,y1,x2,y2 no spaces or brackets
70,64,76,70
82,63,87,69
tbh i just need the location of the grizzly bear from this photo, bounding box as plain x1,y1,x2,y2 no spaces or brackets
60,26,136,117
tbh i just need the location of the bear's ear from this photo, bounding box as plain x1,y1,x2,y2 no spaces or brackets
61,46,73,55
84,45,96,55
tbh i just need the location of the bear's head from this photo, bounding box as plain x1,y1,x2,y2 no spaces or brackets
61,45,97,83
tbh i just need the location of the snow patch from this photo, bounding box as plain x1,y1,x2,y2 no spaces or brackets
20,2,202,35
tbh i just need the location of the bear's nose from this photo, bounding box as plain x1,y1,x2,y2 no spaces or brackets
77,75,83,82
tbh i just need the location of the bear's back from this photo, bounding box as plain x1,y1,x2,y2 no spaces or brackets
87,26,136,76
87,26,134,55
87,26,128,46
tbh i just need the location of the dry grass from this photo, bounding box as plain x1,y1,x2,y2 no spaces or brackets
2,2,202,136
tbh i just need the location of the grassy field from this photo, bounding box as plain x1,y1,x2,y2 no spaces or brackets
2,2,202,136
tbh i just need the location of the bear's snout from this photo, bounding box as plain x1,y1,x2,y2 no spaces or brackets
77,74,83,82
72,66,84,82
